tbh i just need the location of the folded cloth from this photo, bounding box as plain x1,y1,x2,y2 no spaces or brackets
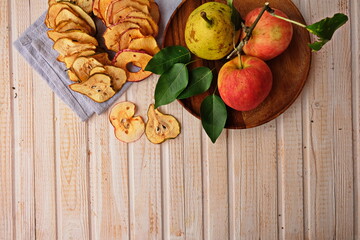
13,0,181,121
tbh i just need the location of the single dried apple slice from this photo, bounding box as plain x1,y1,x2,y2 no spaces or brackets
103,22,140,52
53,38,97,57
61,2,96,31
71,56,104,82
47,30,98,45
104,66,127,91
61,49,96,68
110,6,136,23
112,49,152,82
128,36,160,55
118,28,145,50
69,73,115,102
125,11,158,36
55,9,92,32
145,104,181,144
109,101,145,143
54,20,93,35
149,2,160,24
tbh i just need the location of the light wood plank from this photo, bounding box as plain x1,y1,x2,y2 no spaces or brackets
303,0,354,238
127,76,162,240
29,1,58,239
230,123,278,239
55,104,90,239
161,102,185,239
182,110,203,240
11,0,36,238
0,0,13,238
332,1,354,238
276,102,304,240
89,94,130,240
202,131,228,240
256,123,278,239
351,0,360,238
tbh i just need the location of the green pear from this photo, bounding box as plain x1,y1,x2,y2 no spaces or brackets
185,2,238,60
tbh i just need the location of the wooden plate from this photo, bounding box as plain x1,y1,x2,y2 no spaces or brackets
162,0,311,129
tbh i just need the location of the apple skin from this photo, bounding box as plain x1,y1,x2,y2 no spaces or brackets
242,8,293,61
218,55,273,111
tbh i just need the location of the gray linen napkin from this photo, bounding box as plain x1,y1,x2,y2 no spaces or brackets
13,0,181,121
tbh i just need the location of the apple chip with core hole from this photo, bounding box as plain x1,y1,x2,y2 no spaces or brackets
69,73,115,102
71,56,104,82
128,36,160,55
145,104,181,144
47,30,98,46
103,22,140,52
112,50,152,82
109,101,145,143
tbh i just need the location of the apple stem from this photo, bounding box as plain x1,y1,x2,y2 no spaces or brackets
227,2,271,59
200,11,213,25
268,12,307,28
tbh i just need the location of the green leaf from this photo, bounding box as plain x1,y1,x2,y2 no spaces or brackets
177,67,213,99
227,0,242,31
145,46,191,74
154,63,189,108
306,13,348,51
200,95,227,143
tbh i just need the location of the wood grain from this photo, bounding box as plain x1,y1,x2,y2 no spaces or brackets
127,76,163,240
88,103,130,240
11,0,36,239
55,105,90,239
0,0,13,238
30,0,58,239
161,102,186,239
202,132,228,240
351,0,360,238
163,0,311,129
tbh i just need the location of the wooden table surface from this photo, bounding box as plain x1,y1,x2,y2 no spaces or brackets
1,0,359,239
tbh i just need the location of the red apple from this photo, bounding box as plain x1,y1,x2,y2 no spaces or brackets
242,8,293,61
218,55,273,111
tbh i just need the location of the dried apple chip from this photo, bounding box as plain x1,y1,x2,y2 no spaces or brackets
118,28,145,50
104,66,127,91
128,36,160,55
145,104,181,144
71,56,104,82
53,38,96,57
108,0,150,26
112,49,152,82
109,101,145,143
69,73,115,102
47,30,98,46
149,2,160,24
60,49,96,68
103,22,140,52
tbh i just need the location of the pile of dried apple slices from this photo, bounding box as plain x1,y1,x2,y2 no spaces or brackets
45,0,161,102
